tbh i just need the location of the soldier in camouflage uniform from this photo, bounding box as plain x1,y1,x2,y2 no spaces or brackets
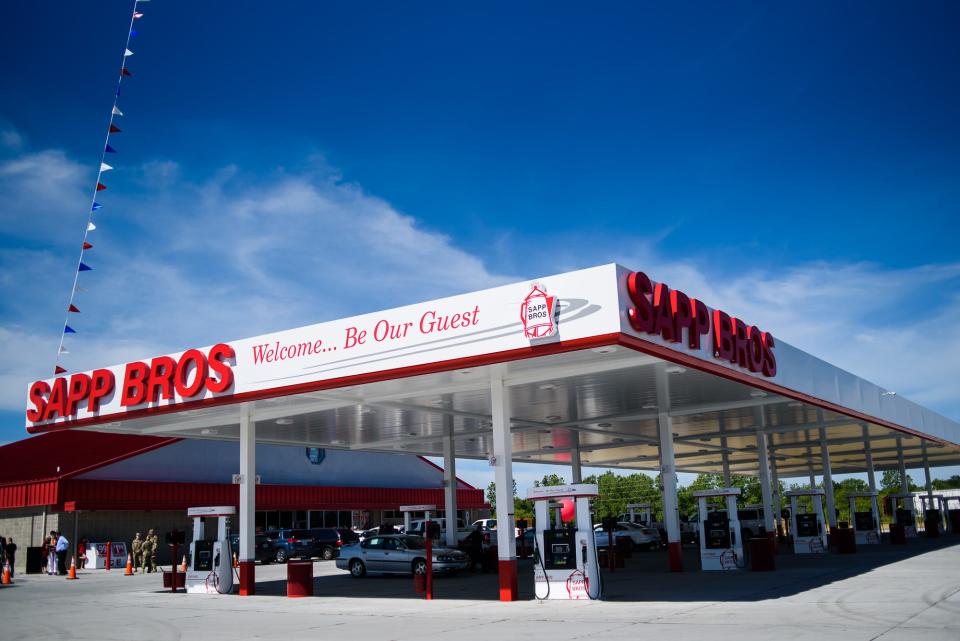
141,529,155,573
147,529,159,573
131,532,143,573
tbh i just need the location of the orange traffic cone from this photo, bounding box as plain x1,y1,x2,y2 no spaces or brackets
66,556,78,580
232,552,239,569
180,555,187,572
1,560,12,584
124,553,133,576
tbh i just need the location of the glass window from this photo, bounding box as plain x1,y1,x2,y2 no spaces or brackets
339,511,351,528
323,512,337,528
295,511,308,529
279,511,293,529
364,537,382,549
266,511,280,530
308,511,323,528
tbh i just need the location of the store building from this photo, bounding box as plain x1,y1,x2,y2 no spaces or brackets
0,430,486,573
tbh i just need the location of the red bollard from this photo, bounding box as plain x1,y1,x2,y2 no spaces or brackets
105,541,111,571
425,536,433,600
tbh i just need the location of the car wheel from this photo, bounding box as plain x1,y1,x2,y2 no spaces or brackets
321,546,335,561
349,559,366,578
412,559,428,576
275,549,287,564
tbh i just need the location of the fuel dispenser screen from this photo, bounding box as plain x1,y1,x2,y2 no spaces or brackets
194,540,214,571
704,512,731,549
895,508,913,526
796,513,820,537
853,512,874,531
543,529,576,569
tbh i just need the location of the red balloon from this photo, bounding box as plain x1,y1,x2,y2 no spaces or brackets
559,499,575,523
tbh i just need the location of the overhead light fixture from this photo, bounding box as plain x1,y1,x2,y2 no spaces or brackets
612,437,625,443
361,407,376,415
641,403,657,410
430,399,445,407
881,390,897,397
543,445,555,450
275,418,294,425
458,369,473,375
200,428,219,435
665,365,685,374
788,401,803,408
538,429,552,434
538,383,557,391
749,390,767,398
546,415,562,422
591,346,617,354
598,422,612,428
407,431,417,436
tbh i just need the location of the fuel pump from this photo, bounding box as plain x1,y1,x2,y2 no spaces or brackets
918,494,947,535
625,503,652,525
526,484,600,600
693,488,743,570
889,494,917,537
186,506,235,594
785,490,827,553
847,492,880,544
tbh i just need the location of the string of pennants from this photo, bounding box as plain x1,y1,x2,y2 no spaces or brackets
55,0,152,376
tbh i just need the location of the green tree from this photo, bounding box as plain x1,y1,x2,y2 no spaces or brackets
881,469,916,492
534,473,567,487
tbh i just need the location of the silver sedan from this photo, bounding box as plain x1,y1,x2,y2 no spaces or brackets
336,534,469,577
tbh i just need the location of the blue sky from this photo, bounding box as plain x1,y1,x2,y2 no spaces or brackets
1,1,958,490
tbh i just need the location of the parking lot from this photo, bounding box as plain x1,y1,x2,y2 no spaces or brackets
2,537,958,641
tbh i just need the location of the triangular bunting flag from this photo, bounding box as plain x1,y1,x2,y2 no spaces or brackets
64,326,76,334
83,242,93,250
121,68,132,77
105,144,117,153
112,106,123,116
69,304,81,313
59,345,70,354
124,48,134,57
78,263,92,272
92,202,103,211
133,12,144,19
55,366,67,375
96,182,107,191
100,163,113,172
109,124,121,133
74,285,87,293
87,222,96,231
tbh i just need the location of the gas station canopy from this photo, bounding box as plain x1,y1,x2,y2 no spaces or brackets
25,263,960,478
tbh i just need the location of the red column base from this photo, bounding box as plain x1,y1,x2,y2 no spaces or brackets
239,561,255,596
498,559,519,601
767,531,778,556
667,542,683,572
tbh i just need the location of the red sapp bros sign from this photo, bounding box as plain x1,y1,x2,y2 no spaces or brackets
26,344,235,424
623,270,777,377
520,283,557,339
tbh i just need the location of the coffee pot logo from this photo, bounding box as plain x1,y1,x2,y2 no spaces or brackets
520,283,557,339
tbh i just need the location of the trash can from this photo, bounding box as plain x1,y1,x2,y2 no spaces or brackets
162,570,185,589
949,510,960,534
834,528,856,554
26,546,44,574
924,510,941,538
889,523,907,545
615,535,633,559
286,560,313,598
749,538,775,571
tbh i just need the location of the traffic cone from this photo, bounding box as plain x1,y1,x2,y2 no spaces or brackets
124,553,134,576
180,555,187,572
232,552,239,569
66,557,78,580
2,560,12,584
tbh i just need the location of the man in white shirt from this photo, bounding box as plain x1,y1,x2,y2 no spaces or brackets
55,531,69,575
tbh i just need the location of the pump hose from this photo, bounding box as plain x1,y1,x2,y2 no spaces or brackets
534,542,550,601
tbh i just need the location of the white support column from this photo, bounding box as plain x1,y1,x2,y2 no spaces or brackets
656,365,682,572
806,430,816,488
490,366,518,600
239,403,256,595
922,441,933,502
442,420,458,548
755,410,776,540
896,437,916,523
719,415,731,487
770,454,782,538
570,432,582,484
862,425,881,528
819,421,837,529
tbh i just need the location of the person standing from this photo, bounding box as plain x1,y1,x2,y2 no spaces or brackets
140,530,154,573
55,530,69,575
47,532,57,575
131,533,143,574
4,537,17,577
147,529,159,573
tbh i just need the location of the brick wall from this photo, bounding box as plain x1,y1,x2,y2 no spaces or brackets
0,507,60,574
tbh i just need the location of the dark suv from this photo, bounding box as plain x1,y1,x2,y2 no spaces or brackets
265,528,359,563
228,533,275,564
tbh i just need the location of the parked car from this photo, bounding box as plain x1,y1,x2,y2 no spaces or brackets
336,534,469,577
406,518,473,544
593,522,661,550
470,518,521,538
227,533,275,564
264,527,355,563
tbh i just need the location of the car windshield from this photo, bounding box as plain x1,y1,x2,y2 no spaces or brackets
400,536,426,549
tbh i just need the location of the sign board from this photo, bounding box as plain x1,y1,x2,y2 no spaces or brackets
85,542,127,569
526,484,599,500
399,504,436,512
230,474,261,485
187,506,237,517
692,488,743,498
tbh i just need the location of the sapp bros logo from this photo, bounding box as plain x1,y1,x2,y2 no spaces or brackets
520,283,557,339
